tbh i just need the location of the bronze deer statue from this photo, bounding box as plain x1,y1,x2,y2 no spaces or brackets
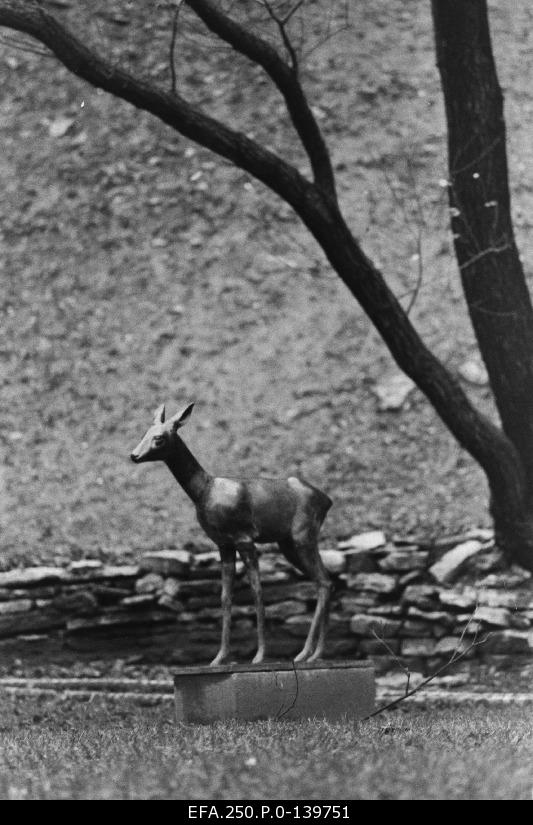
131,403,332,665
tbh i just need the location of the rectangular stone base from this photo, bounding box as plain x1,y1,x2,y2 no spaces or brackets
174,660,375,723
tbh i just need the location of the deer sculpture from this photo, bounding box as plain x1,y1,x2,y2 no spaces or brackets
131,403,332,665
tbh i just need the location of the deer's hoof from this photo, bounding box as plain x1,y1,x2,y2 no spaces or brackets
210,653,230,666
251,651,266,665
293,649,311,663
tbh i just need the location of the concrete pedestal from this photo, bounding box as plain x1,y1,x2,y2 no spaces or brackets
174,660,375,723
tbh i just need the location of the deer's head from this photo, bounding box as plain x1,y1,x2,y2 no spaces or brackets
130,402,194,463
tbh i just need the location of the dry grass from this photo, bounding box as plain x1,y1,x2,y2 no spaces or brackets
0,695,532,799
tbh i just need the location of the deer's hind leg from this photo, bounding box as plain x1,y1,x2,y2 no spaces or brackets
211,544,236,666
279,537,331,663
237,539,266,664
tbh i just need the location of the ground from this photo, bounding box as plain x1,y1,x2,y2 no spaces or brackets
2,1,533,568
0,695,531,799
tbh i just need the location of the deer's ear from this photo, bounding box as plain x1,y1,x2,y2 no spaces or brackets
153,403,166,424
170,403,194,431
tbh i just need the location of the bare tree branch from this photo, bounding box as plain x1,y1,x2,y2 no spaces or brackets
0,0,315,214
184,0,338,199
260,0,302,72
363,628,491,721
0,30,50,56
169,0,184,97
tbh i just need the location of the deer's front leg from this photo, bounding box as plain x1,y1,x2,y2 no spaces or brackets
237,540,266,665
211,546,236,666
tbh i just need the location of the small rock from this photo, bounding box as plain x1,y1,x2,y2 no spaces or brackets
401,584,440,610
407,606,454,625
478,589,530,610
399,570,423,587
0,567,68,589
338,530,386,552
478,568,532,589
51,591,98,615
430,674,470,688
99,565,139,580
48,116,75,138
92,585,131,605
66,611,174,633
158,594,186,613
473,606,511,627
466,527,494,542
453,616,483,636
399,620,433,638
429,540,484,584
161,578,181,599
235,582,314,605
439,587,478,611
378,549,429,572
140,550,191,577
0,599,33,615
191,550,219,569
169,578,222,598
434,636,472,657
343,548,377,574
339,593,379,612
401,638,436,657
377,671,424,690
265,600,307,620
466,549,503,574
458,359,489,386
367,604,403,617
284,615,312,636
431,529,492,550
319,549,346,575
347,572,397,594
135,573,165,595
68,560,103,575
510,614,531,630
359,638,401,656
373,372,415,411
349,614,401,636
121,594,157,609
484,630,532,655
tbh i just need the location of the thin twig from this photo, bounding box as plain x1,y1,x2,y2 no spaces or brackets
170,0,184,96
261,0,300,72
371,628,411,693
0,31,50,55
276,660,300,719
459,240,512,271
380,160,426,317
363,626,491,721
405,159,426,316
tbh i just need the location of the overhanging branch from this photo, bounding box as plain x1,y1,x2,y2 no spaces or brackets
185,0,337,200
0,0,314,214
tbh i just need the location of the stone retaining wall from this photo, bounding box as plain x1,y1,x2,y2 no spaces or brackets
1,530,532,674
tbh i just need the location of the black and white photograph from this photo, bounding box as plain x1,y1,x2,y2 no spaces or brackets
0,0,532,802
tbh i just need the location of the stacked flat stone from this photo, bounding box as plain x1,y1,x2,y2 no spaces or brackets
1,527,532,674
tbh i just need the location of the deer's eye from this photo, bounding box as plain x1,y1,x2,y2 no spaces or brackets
154,435,165,447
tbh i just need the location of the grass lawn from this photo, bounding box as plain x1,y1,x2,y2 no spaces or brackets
0,696,531,799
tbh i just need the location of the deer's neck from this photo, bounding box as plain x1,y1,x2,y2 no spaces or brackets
165,435,211,504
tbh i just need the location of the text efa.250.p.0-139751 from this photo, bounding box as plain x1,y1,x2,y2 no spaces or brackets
188,806,352,820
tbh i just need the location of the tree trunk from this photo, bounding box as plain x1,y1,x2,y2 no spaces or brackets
431,0,533,562
293,191,533,569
